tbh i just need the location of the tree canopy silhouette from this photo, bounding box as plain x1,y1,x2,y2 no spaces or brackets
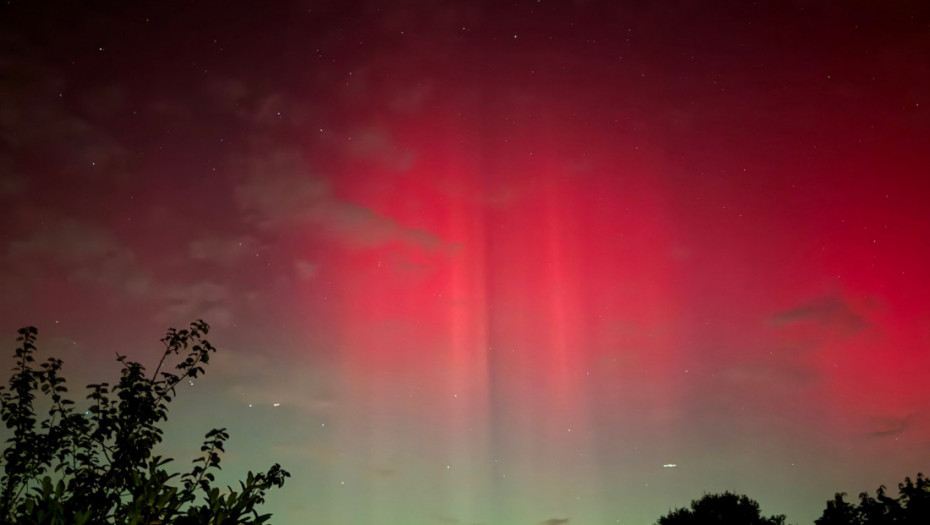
0,321,289,525
816,473,930,525
656,491,786,525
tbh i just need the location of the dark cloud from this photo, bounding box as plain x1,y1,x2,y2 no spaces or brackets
370,466,397,479
722,359,819,389
865,414,911,438
770,296,867,338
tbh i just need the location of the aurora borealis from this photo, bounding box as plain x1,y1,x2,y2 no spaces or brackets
1,1,929,524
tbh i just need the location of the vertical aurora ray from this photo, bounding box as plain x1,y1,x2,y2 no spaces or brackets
307,68,703,518
308,110,503,522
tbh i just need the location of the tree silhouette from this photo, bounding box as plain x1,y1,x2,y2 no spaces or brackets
815,473,930,525
656,491,786,525
817,492,859,525
898,474,930,523
0,321,289,525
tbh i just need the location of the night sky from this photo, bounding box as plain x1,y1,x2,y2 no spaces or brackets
2,1,929,524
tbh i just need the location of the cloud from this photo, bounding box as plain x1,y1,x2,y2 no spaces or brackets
1,220,251,327
232,148,449,250
344,127,414,171
370,466,398,479
294,259,319,281
214,351,337,414
865,414,911,438
388,81,434,114
232,149,330,226
8,219,119,262
5,218,151,296
5,222,254,327
189,235,261,265
0,58,130,178
770,296,867,337
78,84,127,119
157,281,233,327
722,359,818,389
540,519,570,525
202,78,299,126
0,158,26,198
312,200,446,249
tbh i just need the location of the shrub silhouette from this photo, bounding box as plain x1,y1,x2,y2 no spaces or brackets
0,321,289,524
657,491,786,525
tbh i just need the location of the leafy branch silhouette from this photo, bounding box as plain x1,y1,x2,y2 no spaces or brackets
0,321,288,525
